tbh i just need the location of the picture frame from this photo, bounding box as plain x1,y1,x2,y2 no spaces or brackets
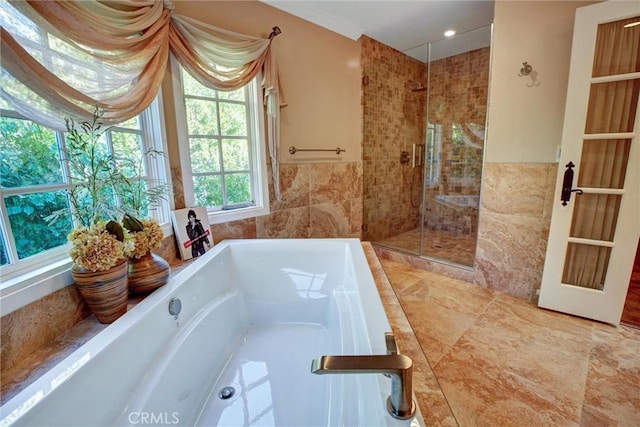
171,206,212,261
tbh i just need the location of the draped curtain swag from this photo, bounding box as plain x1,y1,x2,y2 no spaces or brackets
0,0,283,198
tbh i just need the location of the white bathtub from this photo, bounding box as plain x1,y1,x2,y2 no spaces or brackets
0,239,423,426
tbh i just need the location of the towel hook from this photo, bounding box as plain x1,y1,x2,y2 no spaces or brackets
518,62,533,77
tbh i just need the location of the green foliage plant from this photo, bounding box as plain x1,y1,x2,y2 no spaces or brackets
114,147,169,221
44,108,132,271
61,108,120,227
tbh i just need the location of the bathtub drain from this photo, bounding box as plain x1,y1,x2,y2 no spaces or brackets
218,386,236,400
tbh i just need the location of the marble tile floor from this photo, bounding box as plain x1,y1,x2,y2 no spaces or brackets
379,257,640,427
376,228,477,266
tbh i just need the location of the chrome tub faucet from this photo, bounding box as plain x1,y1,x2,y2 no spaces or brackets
310,333,416,420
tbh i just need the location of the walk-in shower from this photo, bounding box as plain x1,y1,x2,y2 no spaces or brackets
362,25,492,267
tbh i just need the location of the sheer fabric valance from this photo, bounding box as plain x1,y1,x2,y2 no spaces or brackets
0,0,283,197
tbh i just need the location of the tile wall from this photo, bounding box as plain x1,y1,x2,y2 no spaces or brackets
361,36,426,241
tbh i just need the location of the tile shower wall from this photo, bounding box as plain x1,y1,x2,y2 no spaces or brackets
361,36,426,241
424,47,489,236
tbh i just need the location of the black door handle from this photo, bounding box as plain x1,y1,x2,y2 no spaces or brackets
561,161,584,206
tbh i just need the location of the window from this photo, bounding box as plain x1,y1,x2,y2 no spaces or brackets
0,98,170,280
173,60,269,224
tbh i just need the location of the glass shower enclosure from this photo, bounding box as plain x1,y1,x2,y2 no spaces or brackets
362,25,492,267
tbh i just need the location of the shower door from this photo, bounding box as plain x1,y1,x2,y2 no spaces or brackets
539,1,640,325
420,26,491,266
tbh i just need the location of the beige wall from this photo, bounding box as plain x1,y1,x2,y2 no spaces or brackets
166,0,362,165
486,0,597,163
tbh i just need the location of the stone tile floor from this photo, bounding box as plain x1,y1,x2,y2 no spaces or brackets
376,228,477,266
380,257,640,427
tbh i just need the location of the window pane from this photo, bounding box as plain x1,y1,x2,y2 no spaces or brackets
118,116,139,129
186,99,219,135
0,117,63,187
218,88,245,101
112,131,143,178
222,139,249,171
220,102,247,136
182,70,216,98
119,180,150,218
0,228,8,266
71,186,118,226
66,133,111,184
190,138,220,173
5,191,72,259
225,173,251,204
194,175,223,206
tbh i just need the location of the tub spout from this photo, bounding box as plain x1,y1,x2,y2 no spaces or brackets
310,354,416,420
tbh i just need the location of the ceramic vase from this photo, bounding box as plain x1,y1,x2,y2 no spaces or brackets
128,251,170,295
72,258,128,324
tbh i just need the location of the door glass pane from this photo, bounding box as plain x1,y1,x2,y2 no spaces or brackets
578,139,631,188
570,194,621,241
585,80,640,134
592,16,640,77
562,243,611,290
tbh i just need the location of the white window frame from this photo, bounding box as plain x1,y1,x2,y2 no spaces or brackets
171,57,269,225
0,96,172,315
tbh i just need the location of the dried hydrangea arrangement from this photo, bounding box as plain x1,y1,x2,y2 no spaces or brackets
68,221,134,271
124,215,164,259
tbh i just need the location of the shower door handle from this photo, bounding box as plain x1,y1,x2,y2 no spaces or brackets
560,161,583,206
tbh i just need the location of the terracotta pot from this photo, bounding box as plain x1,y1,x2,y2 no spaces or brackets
72,258,128,324
128,251,170,295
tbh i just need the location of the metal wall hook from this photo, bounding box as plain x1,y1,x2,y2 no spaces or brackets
518,61,533,77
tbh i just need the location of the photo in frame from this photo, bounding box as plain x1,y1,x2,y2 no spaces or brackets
171,206,212,261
